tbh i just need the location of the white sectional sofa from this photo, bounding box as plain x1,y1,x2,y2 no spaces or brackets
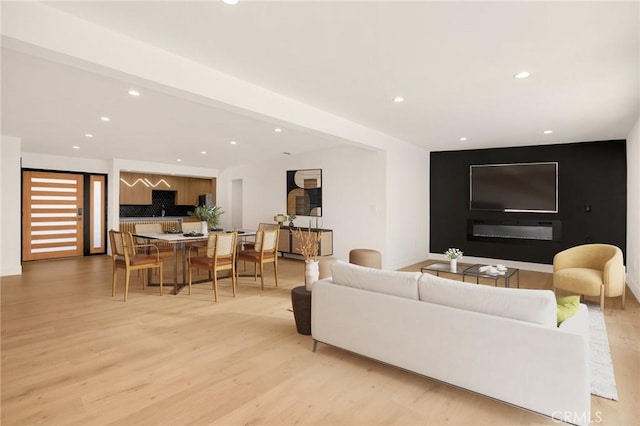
311,260,591,425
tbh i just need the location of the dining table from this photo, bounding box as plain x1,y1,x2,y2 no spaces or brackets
133,229,256,294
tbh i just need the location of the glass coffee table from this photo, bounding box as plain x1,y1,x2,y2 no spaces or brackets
421,263,520,288
461,264,520,288
421,262,471,277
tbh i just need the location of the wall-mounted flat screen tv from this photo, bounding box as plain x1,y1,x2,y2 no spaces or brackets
469,162,558,213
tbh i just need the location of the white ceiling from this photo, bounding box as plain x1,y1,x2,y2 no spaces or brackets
2,1,639,170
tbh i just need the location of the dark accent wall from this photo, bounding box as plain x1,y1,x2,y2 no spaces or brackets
430,140,627,264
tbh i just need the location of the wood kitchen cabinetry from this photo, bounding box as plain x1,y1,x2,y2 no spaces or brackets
119,172,152,205
120,172,216,206
188,178,215,206
173,178,191,205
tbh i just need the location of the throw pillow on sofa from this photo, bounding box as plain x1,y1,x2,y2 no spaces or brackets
556,295,581,326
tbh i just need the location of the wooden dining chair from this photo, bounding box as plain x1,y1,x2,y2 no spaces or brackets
187,232,238,302
134,223,174,254
236,228,279,290
242,223,280,251
181,221,207,254
181,221,202,233
109,229,163,302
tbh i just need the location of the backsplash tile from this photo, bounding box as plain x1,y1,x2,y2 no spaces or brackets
120,190,195,217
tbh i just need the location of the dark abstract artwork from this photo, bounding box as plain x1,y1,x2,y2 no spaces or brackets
287,169,322,217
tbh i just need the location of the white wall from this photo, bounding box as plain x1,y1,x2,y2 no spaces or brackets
626,116,639,302
386,144,430,268
1,136,23,276
218,142,430,269
21,152,110,174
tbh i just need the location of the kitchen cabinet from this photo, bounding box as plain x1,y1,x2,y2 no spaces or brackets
119,172,152,205
120,172,216,206
190,178,215,205
174,178,192,205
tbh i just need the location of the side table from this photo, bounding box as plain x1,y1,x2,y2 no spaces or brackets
291,286,312,335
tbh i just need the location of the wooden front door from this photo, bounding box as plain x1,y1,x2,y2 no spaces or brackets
22,171,84,261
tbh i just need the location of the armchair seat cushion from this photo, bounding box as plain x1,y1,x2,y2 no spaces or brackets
553,268,603,296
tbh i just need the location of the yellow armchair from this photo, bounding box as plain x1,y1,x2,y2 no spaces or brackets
553,244,626,310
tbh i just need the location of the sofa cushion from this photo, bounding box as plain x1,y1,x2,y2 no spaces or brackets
330,260,420,299
417,273,557,328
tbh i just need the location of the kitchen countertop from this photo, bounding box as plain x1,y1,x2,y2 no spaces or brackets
119,216,198,221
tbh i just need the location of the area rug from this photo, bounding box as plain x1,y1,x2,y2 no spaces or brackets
587,304,619,400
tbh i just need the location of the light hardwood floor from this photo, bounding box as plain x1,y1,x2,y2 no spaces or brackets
1,256,638,425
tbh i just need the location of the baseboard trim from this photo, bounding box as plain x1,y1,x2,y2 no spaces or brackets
1,265,23,277
626,276,639,303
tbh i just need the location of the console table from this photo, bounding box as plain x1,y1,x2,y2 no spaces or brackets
278,226,333,257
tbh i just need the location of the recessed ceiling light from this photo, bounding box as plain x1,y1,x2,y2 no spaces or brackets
274,128,282,133
544,130,553,134
393,96,404,103
100,116,111,122
72,146,80,150
128,89,140,96
222,0,239,5
230,140,237,145
460,137,467,141
513,71,531,79
282,152,291,156
85,133,94,138
176,158,182,162
201,151,207,154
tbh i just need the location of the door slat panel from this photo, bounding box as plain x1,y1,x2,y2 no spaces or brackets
22,171,84,261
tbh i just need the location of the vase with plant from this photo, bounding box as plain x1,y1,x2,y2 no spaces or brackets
292,226,323,291
287,214,297,227
193,205,224,233
444,247,463,272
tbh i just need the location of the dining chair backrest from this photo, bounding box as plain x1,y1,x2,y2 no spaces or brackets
181,222,201,233
260,229,278,252
217,233,237,258
258,223,280,231
109,229,135,259
205,232,237,259
245,222,280,251
135,223,163,234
